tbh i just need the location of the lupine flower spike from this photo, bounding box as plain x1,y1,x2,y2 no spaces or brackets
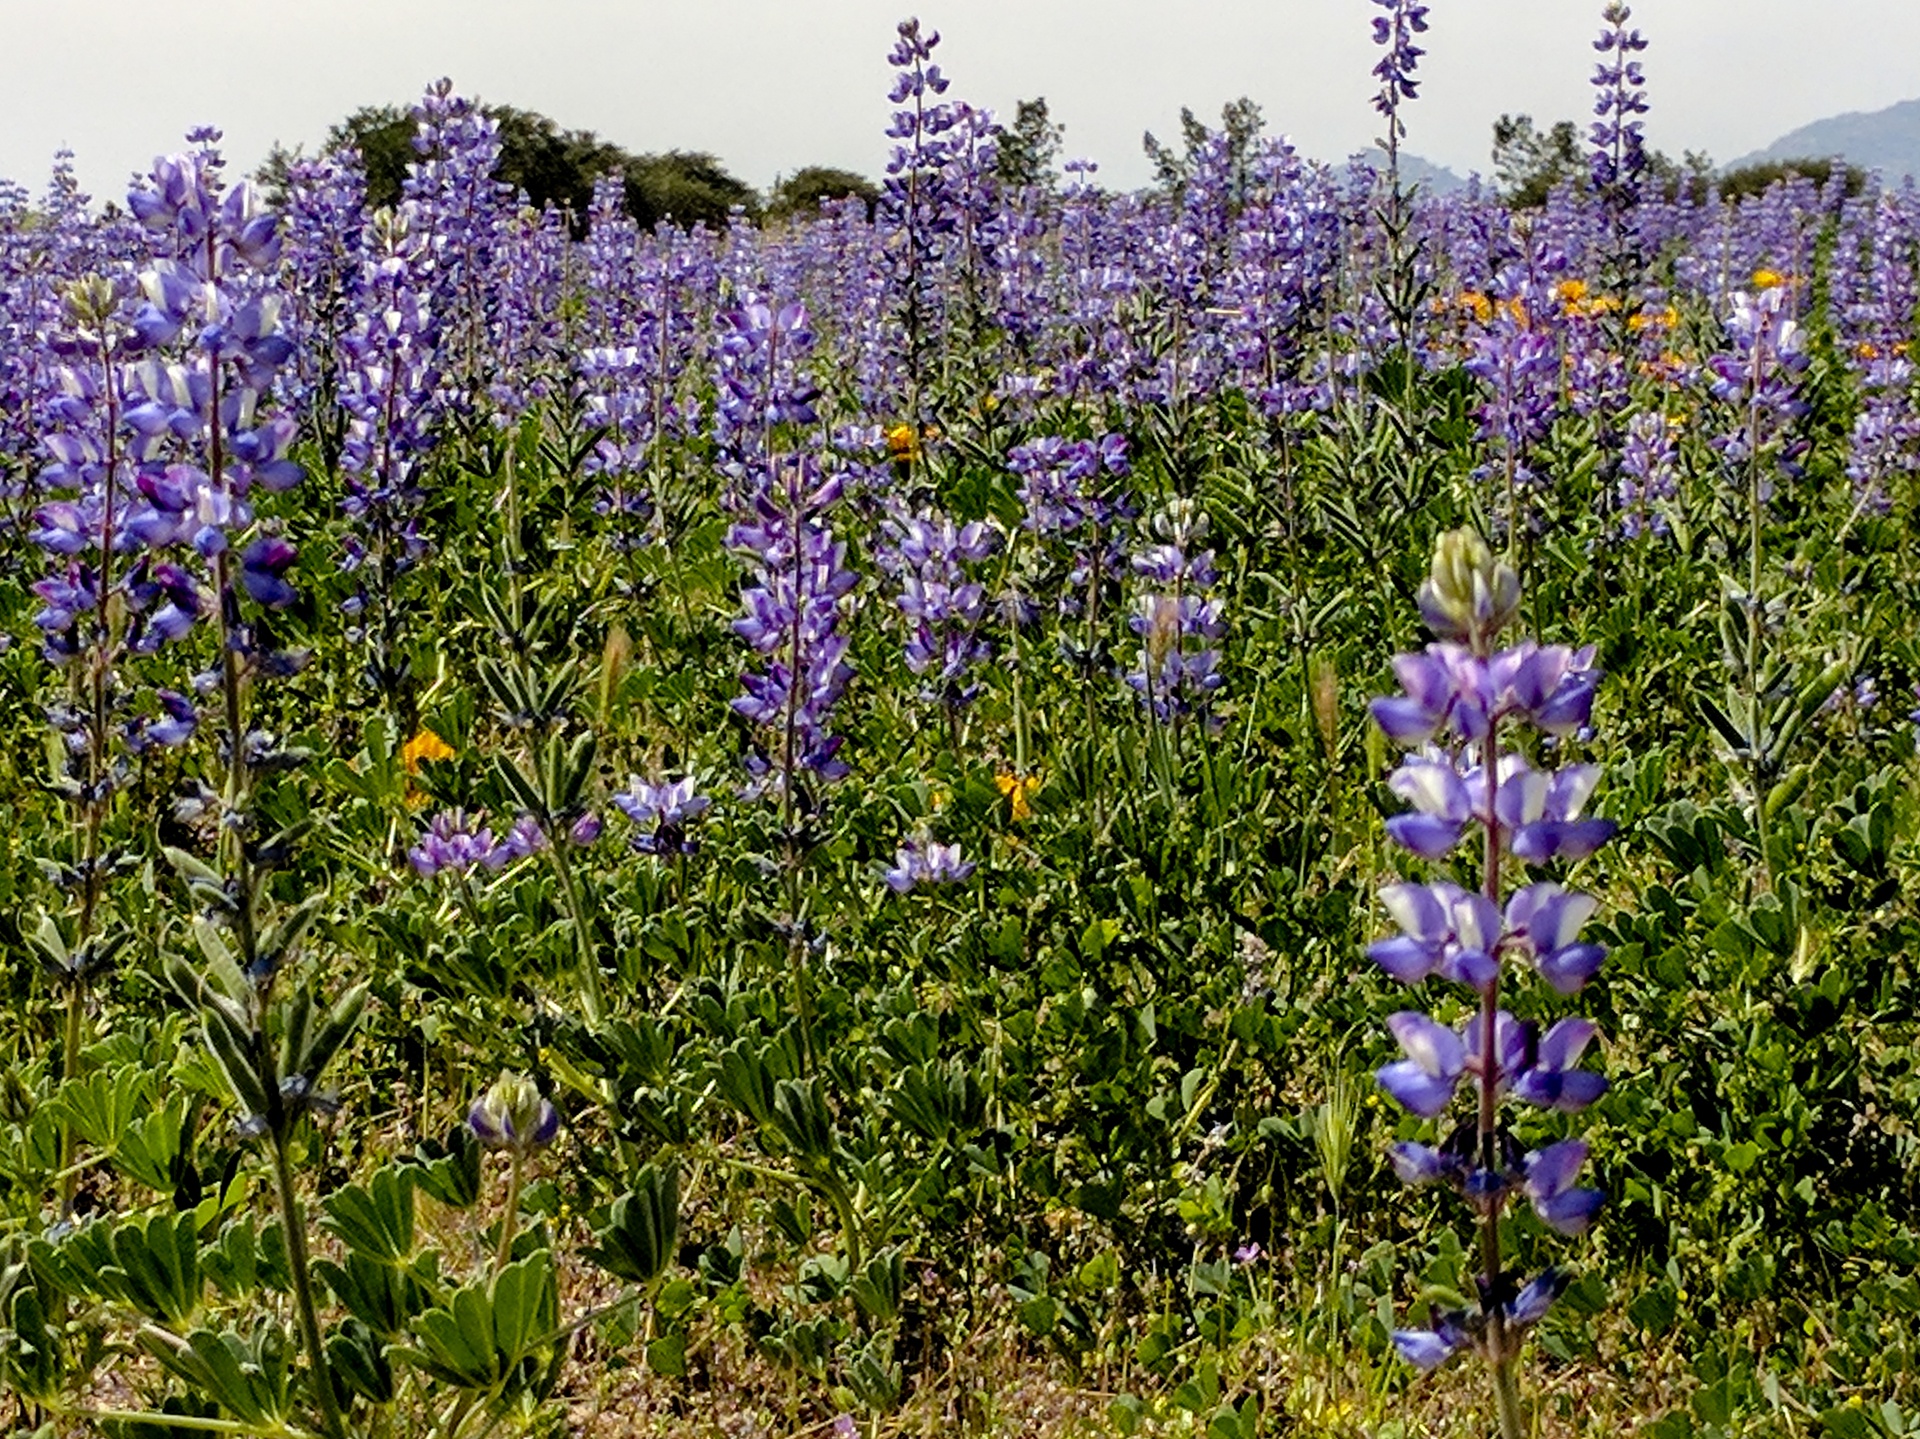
1369,531,1617,1439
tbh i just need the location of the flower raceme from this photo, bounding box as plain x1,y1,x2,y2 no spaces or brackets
1367,530,1617,1404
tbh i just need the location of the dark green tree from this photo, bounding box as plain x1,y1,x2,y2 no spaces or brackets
996,97,1064,190
1491,113,1584,208
320,104,418,209
622,151,760,230
263,100,761,234
1714,156,1865,203
489,106,629,228
766,167,879,223
1142,96,1265,203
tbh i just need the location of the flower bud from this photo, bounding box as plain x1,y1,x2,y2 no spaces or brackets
467,1071,559,1153
1418,529,1520,649
62,275,120,333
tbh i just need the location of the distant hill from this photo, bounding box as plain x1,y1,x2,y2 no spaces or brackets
1349,147,1470,194
1730,97,1920,179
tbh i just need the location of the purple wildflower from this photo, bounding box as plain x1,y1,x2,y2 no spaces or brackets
882,839,976,893
612,777,711,856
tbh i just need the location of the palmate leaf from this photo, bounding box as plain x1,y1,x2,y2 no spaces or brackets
393,1252,557,1393
326,1317,396,1405
586,1163,679,1285
410,1124,483,1210
144,1323,295,1427
314,1250,431,1338
115,1092,198,1195
770,1077,839,1164
53,1063,152,1153
102,1211,202,1326
322,1165,416,1264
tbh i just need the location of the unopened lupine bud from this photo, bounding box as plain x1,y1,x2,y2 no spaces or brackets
467,1071,559,1153
1418,528,1520,649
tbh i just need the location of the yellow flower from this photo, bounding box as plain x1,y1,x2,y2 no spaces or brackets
1553,278,1590,306
995,769,1040,822
402,728,455,774
886,423,919,462
1751,268,1786,290
1628,303,1678,333
1454,291,1493,324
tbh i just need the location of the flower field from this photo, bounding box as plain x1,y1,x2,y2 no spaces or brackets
2,5,1919,1436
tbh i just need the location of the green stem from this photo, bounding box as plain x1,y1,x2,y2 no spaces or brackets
56,978,85,1213
1492,1355,1527,1439
548,839,605,1025
493,1151,524,1277
824,1177,864,1273
1479,709,1523,1439
1745,362,1774,891
270,1135,348,1439
59,1406,316,1439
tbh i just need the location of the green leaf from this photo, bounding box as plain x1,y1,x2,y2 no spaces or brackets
322,1166,416,1263
586,1163,680,1285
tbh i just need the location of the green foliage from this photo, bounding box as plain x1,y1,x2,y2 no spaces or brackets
587,1163,680,1286
767,166,879,223
997,97,1065,190
1715,155,1869,202
1144,97,1265,202
1491,112,1585,207
268,100,762,233
621,149,761,230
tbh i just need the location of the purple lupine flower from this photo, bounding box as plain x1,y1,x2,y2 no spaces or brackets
1371,0,1430,116
1369,0,1432,192
1463,275,1562,521
1838,196,1919,513
1126,499,1225,723
1376,1010,1467,1117
1502,883,1606,995
404,80,513,420
337,202,442,686
717,295,856,810
879,18,998,421
1370,882,1502,990
1589,4,1651,210
1523,1140,1604,1236
881,839,976,893
486,205,571,428
408,809,508,879
277,147,367,464
612,777,710,856
1707,282,1809,500
1368,531,1618,1406
120,134,305,673
877,510,1001,712
1618,409,1678,537
501,815,547,860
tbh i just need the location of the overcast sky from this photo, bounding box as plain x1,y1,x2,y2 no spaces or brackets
3,0,1917,202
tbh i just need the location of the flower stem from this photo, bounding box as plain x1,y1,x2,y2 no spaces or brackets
493,1150,524,1277
1479,711,1523,1439
56,979,86,1214
547,839,605,1026
1746,346,1773,890
270,1133,347,1439
1492,1356,1527,1439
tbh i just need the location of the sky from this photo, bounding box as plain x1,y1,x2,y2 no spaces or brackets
2,0,1918,202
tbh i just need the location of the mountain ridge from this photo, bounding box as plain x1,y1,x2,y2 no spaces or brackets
1731,96,1920,178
